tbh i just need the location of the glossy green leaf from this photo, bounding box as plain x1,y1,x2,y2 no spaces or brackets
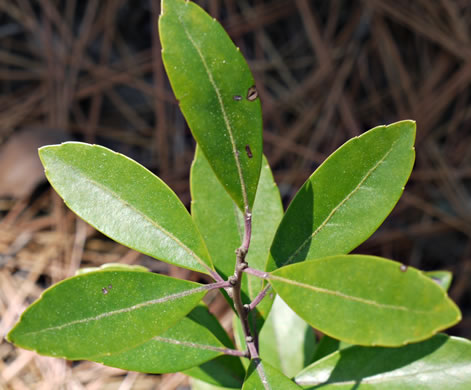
185,355,246,389
295,334,471,389
39,143,213,274
191,146,241,279
191,147,281,319
267,121,416,271
426,270,453,291
184,309,246,389
242,359,302,390
160,0,263,211
258,295,315,377
94,305,231,373
269,255,461,346
7,270,207,359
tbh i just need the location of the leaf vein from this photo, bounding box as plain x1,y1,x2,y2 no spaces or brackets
51,160,211,273
177,13,249,211
152,336,226,354
283,141,398,266
269,274,428,313
20,285,209,337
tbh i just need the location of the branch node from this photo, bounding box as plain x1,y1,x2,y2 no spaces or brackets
237,261,248,273
236,247,247,257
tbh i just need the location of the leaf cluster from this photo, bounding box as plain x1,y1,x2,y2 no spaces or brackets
6,1,470,388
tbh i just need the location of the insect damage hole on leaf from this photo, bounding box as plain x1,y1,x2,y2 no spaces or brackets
6,2,468,389
247,86,258,101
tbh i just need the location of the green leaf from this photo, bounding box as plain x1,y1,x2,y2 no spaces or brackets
258,295,315,377
242,359,303,390
160,0,263,211
94,305,232,373
191,378,233,390
75,263,150,275
184,310,246,388
191,147,281,319
185,355,246,389
39,142,213,274
295,334,471,389
269,255,461,346
310,335,350,364
267,121,416,271
7,270,207,359
190,146,242,279
426,270,453,291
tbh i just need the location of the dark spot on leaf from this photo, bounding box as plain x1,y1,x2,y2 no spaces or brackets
102,287,108,295
245,145,253,158
233,95,242,101
400,264,408,272
247,86,258,101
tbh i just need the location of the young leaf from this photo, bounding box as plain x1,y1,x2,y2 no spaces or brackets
267,120,416,271
242,359,303,390
191,147,282,318
39,143,213,274
268,255,461,346
426,270,453,291
184,355,246,389
295,334,471,389
258,295,315,378
160,0,263,211
7,270,207,360
94,305,234,373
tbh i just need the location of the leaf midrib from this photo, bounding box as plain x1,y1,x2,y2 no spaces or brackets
152,336,226,353
176,8,249,211
19,284,208,337
47,157,211,273
282,140,398,267
269,274,429,314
